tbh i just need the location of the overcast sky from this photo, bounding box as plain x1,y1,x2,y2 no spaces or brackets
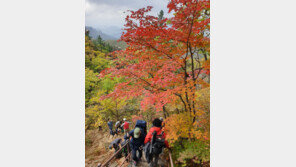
86,0,171,36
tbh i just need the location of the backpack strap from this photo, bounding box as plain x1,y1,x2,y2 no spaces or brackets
149,131,157,154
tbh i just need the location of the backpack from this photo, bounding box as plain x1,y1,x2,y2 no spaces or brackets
150,131,166,155
135,120,147,134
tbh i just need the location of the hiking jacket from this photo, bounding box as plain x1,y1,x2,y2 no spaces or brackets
115,121,120,127
107,121,113,130
108,138,122,149
128,128,146,149
123,121,130,130
144,126,169,148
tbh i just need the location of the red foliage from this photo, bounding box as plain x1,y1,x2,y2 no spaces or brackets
101,0,210,112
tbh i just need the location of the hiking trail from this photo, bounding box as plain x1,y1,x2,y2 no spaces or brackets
86,129,169,167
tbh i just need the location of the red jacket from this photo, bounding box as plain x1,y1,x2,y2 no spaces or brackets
144,127,169,148
123,122,129,130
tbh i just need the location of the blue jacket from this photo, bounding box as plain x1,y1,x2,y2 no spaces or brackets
128,128,146,149
107,121,113,130
109,138,122,149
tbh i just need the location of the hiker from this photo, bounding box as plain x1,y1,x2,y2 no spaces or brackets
144,118,169,167
127,126,146,166
115,120,121,134
107,119,114,136
108,138,122,158
121,118,131,134
119,121,124,133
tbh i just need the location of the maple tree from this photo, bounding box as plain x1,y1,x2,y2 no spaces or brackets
102,0,209,132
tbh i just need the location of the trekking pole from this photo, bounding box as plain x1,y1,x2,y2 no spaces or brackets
168,150,174,167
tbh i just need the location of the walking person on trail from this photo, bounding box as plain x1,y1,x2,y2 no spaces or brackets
144,118,169,167
127,125,147,166
121,118,131,134
115,120,121,134
107,119,114,136
108,138,122,158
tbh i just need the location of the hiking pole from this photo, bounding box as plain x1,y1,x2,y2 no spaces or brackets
168,150,174,167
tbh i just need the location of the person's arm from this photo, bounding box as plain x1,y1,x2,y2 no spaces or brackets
163,132,169,148
144,129,152,144
164,140,169,148
127,130,133,138
117,138,122,145
124,134,128,140
141,135,146,146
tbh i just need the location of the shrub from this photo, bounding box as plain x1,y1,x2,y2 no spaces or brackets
172,139,210,167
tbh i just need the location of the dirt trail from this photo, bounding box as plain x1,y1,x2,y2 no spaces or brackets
86,130,168,167
85,130,127,167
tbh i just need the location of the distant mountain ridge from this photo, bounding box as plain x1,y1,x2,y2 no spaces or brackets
85,26,117,40
100,26,123,39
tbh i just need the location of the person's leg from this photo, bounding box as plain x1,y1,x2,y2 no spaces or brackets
148,155,154,167
154,154,159,167
148,154,158,167
138,148,142,160
123,147,128,157
114,145,121,158
131,148,138,162
144,142,151,163
114,144,118,153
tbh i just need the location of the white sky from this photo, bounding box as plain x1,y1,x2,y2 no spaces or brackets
85,0,171,32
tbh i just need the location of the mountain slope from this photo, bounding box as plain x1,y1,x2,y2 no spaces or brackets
105,40,128,50
85,26,117,40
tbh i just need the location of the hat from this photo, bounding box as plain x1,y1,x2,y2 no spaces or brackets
134,127,141,138
153,118,162,127
123,118,126,121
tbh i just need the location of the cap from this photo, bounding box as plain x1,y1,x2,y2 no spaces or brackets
134,127,141,138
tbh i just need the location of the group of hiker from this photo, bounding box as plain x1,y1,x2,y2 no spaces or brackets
107,117,169,167
107,118,131,136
